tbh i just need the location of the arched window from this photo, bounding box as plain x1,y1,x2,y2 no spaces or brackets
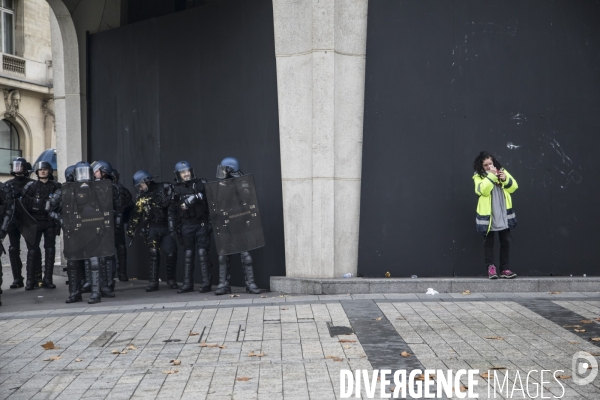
0,118,20,173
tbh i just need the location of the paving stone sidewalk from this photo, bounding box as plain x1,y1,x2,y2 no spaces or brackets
0,287,599,399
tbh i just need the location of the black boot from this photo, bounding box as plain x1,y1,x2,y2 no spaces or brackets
81,259,91,293
34,248,43,288
166,252,178,289
106,255,116,291
116,243,128,281
65,260,82,303
8,246,23,289
88,257,101,304
99,257,115,298
198,248,212,293
146,248,160,292
42,248,56,289
177,250,194,293
241,252,260,294
24,249,37,290
215,255,231,295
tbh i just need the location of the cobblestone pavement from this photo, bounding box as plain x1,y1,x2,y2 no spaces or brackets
0,277,599,399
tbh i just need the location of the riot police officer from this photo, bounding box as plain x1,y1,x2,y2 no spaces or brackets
214,157,260,295
21,161,61,290
0,180,15,305
109,167,133,281
4,157,32,289
47,165,87,303
127,170,178,292
169,161,212,293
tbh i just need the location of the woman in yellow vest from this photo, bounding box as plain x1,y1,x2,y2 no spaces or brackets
473,151,518,279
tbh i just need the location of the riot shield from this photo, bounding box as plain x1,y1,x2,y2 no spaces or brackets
15,200,38,247
61,180,115,260
205,174,265,256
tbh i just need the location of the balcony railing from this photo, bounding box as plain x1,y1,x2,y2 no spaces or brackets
0,148,22,174
2,54,25,76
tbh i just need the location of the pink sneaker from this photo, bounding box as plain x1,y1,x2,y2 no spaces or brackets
488,264,498,279
500,269,517,279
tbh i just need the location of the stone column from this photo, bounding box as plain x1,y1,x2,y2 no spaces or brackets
273,0,368,278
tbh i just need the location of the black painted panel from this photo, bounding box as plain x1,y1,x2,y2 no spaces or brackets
360,0,600,277
89,0,283,289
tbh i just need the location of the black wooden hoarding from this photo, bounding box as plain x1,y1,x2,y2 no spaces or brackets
89,0,283,288
359,1,600,277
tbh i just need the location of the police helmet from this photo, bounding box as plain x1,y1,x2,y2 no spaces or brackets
91,160,113,179
74,161,93,182
216,157,240,179
10,157,31,177
132,170,154,192
174,160,195,182
65,165,76,182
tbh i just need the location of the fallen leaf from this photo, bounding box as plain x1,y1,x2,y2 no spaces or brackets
563,324,582,328
485,336,504,340
591,337,600,342
41,341,59,350
557,375,570,380
595,318,600,322
131,278,137,280
75,358,82,362
374,317,383,321
126,345,137,350
111,350,128,354
415,374,425,381
189,331,199,336
162,370,179,375
459,385,468,392
549,291,562,294
344,345,351,349
237,377,251,381
388,387,396,392
339,339,356,343
480,372,492,379
575,329,586,333
462,290,471,295
247,351,265,357
400,351,412,357
325,355,343,362
580,320,594,324
260,295,267,298
569,341,580,345
229,294,240,298
489,367,507,370
590,353,600,356
43,356,61,361
170,360,181,365
200,342,223,348
281,308,288,310
219,345,226,349
385,272,391,278
396,317,405,320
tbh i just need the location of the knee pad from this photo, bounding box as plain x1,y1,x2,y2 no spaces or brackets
218,255,229,263
149,248,160,259
240,251,252,266
197,248,208,264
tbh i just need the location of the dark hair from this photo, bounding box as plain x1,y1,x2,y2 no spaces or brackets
473,151,503,178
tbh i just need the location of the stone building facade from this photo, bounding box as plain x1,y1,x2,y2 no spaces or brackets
0,0,54,181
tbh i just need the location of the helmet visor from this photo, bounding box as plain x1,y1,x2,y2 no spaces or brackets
216,164,231,179
91,161,102,173
74,166,92,182
11,160,24,173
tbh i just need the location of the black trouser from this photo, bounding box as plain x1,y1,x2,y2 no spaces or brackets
26,221,57,285
147,225,177,253
181,222,211,252
7,222,23,279
484,229,510,269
